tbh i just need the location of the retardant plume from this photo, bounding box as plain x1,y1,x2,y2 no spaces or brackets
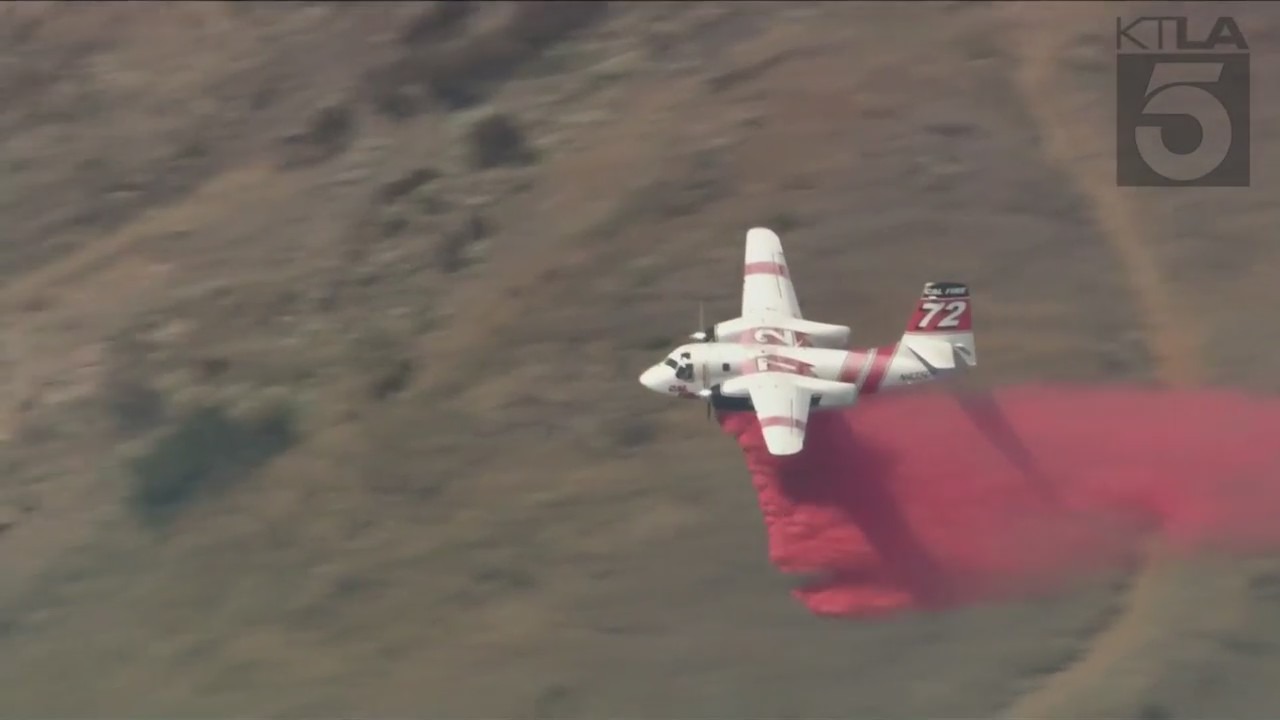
719,384,1280,618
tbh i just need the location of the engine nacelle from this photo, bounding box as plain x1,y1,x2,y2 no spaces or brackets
712,317,851,349
689,325,718,342
707,384,754,412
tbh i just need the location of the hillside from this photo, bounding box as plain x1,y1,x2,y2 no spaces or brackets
2,2,1280,717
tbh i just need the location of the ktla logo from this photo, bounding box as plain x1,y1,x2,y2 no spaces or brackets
1115,15,1250,187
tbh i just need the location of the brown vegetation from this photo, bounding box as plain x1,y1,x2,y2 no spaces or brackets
2,2,1280,717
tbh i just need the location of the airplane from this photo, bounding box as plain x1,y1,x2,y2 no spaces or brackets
638,227,977,456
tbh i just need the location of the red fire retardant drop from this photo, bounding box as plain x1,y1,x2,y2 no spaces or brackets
719,384,1280,618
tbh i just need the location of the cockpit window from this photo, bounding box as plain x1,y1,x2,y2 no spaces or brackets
674,351,694,381
663,358,678,370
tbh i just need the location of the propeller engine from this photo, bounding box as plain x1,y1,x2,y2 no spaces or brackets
697,387,714,421
688,301,716,342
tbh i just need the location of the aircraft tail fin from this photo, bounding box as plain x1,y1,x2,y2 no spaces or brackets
902,281,976,368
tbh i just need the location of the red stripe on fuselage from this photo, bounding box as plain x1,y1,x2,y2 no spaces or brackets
862,343,897,393
836,344,898,394
743,262,789,277
837,351,865,383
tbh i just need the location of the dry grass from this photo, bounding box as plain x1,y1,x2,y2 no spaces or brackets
2,1,1280,717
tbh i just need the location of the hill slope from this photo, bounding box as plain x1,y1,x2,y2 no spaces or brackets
2,2,1280,717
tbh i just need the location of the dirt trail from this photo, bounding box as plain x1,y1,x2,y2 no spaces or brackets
1001,4,1245,717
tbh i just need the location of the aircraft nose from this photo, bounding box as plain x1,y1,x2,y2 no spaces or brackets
639,364,667,391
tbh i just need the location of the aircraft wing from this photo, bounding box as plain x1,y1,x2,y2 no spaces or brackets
723,372,814,456
742,227,803,319
722,372,861,455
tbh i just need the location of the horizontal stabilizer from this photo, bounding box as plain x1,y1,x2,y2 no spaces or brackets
904,337,956,371
904,336,976,372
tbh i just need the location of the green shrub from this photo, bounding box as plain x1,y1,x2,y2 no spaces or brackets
129,402,297,524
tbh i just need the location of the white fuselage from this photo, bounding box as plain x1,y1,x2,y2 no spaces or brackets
638,340,941,411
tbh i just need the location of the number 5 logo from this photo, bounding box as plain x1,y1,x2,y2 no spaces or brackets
1133,62,1234,182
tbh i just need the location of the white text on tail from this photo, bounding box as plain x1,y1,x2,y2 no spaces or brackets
901,281,976,369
